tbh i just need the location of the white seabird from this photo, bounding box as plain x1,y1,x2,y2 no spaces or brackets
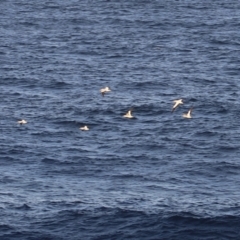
123,109,134,118
100,87,111,97
80,125,89,131
18,119,27,124
172,99,183,112
182,108,193,119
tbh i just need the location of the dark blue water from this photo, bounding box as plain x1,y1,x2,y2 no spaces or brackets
1,0,240,239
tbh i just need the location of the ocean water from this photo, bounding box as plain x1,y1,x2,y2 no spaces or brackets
1,0,240,239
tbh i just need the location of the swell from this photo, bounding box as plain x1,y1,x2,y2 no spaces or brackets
1,209,239,240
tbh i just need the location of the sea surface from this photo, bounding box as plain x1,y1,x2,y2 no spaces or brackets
1,0,240,239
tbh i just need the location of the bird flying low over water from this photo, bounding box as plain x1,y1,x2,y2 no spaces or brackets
172,99,183,112
182,107,193,119
18,119,27,124
123,109,134,118
80,125,89,131
100,87,111,97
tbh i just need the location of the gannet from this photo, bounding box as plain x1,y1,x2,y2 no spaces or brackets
100,87,111,97
18,119,27,124
80,126,89,131
182,108,193,118
123,109,134,118
172,99,183,112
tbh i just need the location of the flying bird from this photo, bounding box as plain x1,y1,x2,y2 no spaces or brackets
182,107,193,119
172,99,183,112
18,119,27,124
100,87,111,97
123,109,134,118
80,126,89,131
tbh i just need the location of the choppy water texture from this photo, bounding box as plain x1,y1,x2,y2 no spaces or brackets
1,0,240,239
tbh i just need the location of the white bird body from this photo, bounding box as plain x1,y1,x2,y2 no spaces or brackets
123,110,133,118
80,126,89,131
172,99,183,112
100,87,111,96
18,119,27,124
183,108,193,118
